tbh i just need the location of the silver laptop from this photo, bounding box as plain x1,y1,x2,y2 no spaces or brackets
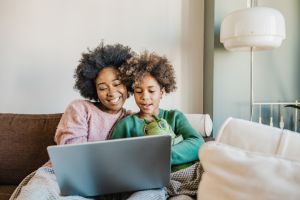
47,135,171,197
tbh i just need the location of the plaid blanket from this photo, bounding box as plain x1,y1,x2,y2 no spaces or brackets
10,162,203,200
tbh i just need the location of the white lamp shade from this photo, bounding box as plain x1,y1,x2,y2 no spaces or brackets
220,7,286,51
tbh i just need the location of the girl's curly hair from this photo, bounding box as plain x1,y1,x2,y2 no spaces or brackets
119,51,177,95
74,42,134,101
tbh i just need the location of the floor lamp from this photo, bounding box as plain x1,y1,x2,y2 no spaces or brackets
220,4,286,121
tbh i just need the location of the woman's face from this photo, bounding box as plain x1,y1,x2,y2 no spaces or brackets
133,74,164,118
95,67,128,114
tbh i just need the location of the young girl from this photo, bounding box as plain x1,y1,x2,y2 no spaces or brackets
111,52,205,169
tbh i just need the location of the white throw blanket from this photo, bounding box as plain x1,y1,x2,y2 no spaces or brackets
10,163,203,200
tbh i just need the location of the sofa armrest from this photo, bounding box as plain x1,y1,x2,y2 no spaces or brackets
216,117,300,162
198,118,300,200
184,114,213,137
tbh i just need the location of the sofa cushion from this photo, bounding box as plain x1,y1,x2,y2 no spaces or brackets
198,141,300,200
0,185,17,200
216,118,300,162
198,118,300,200
0,113,62,185
184,114,213,137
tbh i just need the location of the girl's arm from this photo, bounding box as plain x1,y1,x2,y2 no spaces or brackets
170,110,205,165
111,115,146,139
111,119,127,139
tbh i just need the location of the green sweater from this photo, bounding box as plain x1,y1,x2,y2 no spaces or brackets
111,109,205,165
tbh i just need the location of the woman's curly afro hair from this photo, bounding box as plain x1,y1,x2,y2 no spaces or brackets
74,42,134,101
119,51,177,95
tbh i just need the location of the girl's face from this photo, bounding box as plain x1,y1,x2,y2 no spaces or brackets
134,74,164,118
95,67,128,114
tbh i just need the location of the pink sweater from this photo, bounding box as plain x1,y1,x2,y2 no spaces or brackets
55,99,124,145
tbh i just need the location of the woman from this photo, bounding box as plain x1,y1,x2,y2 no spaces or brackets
11,42,135,200
55,42,135,145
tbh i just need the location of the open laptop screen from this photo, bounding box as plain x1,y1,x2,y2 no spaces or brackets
47,135,171,197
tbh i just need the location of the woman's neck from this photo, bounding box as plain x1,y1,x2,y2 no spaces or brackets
95,102,122,114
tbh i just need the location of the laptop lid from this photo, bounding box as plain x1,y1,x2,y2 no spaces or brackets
47,135,171,197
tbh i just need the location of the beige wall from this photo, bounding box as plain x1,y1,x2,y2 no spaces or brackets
0,0,204,114
211,0,300,134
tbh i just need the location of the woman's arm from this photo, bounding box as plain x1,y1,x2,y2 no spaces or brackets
55,100,89,145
